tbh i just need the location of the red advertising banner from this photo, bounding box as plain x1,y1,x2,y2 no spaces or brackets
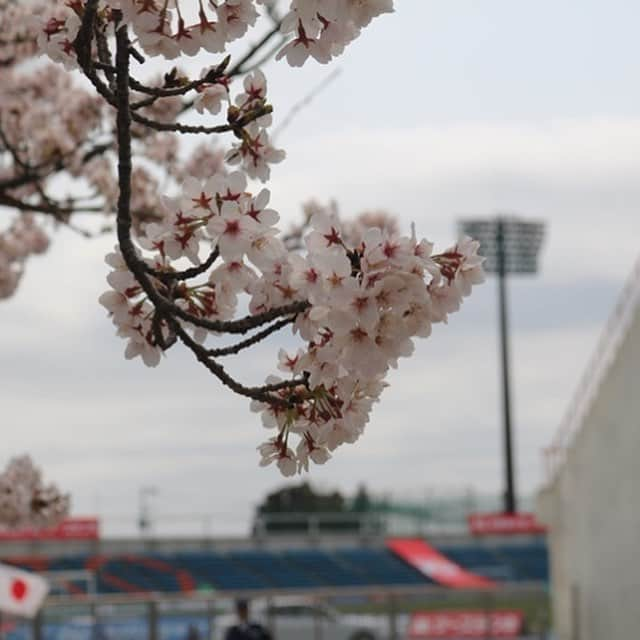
0,518,99,541
407,610,524,638
468,512,546,536
386,538,494,589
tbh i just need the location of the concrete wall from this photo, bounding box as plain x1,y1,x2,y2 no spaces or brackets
538,302,640,639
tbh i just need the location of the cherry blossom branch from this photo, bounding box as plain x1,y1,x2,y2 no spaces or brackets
227,23,283,76
109,34,306,335
0,192,104,217
94,22,116,93
172,321,303,406
145,248,220,282
74,0,115,104
0,0,293,241
131,59,231,98
206,316,295,357
181,300,310,335
74,10,273,140
0,125,28,171
6,143,97,220
131,102,274,135
11,0,490,480
114,26,138,267
113,24,308,407
272,68,342,140
110,28,309,408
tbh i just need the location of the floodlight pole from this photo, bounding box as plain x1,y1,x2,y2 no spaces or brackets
496,219,516,514
459,215,544,515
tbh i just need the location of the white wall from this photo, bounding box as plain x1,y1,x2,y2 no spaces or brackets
539,303,640,639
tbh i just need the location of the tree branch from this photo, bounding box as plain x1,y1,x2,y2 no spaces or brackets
73,0,115,104
173,321,304,407
0,192,103,217
131,104,273,135
207,316,295,357
113,23,308,409
145,248,220,282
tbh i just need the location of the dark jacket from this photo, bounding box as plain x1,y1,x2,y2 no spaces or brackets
224,622,272,640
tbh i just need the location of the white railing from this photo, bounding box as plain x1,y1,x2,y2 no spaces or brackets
543,254,640,484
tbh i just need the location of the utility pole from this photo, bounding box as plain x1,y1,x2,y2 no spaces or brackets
138,486,158,536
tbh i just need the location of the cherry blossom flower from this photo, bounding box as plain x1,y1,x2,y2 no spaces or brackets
276,28,331,67
194,83,229,115
296,426,331,472
258,438,298,476
207,202,259,261
226,123,285,182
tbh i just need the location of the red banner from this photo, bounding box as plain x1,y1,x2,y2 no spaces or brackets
407,610,524,638
386,538,494,589
0,518,99,541
468,512,546,536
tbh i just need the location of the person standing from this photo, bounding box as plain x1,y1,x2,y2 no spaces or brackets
225,600,272,640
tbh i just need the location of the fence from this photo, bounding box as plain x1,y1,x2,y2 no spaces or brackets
0,583,550,640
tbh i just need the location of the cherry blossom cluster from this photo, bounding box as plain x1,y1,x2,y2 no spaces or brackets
1,60,118,243
225,71,285,181
277,0,394,66
1,64,102,172
0,456,70,529
0,215,49,300
99,167,284,365
0,58,201,262
2,3,285,304
0,0,49,66
8,0,488,478
100,172,485,474
117,0,265,59
253,216,484,475
39,0,393,67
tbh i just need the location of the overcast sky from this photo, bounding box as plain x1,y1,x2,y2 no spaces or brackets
3,1,640,536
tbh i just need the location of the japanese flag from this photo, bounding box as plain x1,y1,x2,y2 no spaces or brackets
0,563,48,618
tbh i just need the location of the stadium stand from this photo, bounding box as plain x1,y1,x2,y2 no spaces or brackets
282,548,375,586
437,542,549,582
1,541,547,596
165,551,269,591
334,548,432,586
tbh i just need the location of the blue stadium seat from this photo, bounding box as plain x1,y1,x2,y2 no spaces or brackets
228,550,319,588
334,548,433,585
284,549,371,586
170,551,269,591
0,540,548,595
437,542,549,582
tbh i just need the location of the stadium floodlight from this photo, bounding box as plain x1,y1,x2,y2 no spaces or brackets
458,216,545,514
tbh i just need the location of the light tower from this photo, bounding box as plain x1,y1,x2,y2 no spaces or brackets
458,216,545,514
